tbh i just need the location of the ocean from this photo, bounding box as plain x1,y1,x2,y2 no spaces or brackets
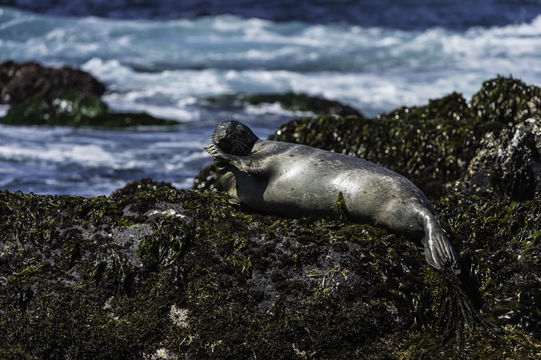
1,1,540,197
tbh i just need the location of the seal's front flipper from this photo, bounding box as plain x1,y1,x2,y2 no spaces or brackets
205,143,225,159
205,143,268,176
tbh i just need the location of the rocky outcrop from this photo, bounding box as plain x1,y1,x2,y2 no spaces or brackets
1,89,180,128
245,92,363,116
205,92,363,117
0,61,106,105
0,62,180,128
462,119,540,200
0,180,539,359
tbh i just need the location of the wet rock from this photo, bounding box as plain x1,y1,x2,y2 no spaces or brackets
0,61,106,105
245,92,363,116
193,163,223,192
205,92,363,117
461,118,541,200
0,180,539,358
0,89,180,128
470,76,541,134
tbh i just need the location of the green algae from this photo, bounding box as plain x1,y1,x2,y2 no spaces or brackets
0,179,539,358
0,89,180,128
470,76,541,133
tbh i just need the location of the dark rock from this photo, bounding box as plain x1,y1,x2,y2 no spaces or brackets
470,76,541,135
0,90,180,128
0,61,106,105
245,92,363,116
461,118,541,200
0,180,538,358
205,92,363,117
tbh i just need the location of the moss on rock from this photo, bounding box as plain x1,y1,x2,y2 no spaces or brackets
0,180,539,358
470,76,541,133
2,76,541,358
0,90,180,128
460,119,540,201
0,61,106,105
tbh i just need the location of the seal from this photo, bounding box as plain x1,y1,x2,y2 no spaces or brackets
206,120,460,272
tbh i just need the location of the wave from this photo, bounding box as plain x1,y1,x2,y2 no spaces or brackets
2,7,541,73
2,7,540,118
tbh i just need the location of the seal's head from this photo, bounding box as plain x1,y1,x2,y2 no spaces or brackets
212,120,259,156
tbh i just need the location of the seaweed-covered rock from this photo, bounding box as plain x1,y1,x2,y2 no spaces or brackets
0,180,539,358
193,163,223,192
461,118,541,200
470,76,541,134
0,61,106,104
205,92,363,117
245,92,362,116
0,90,179,128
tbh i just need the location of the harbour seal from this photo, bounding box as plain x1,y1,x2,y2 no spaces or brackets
205,120,460,272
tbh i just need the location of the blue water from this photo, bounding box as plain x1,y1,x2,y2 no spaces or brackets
3,0,540,30
1,2,540,196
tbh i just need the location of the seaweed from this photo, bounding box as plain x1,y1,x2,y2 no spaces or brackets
0,90,180,128
0,180,539,358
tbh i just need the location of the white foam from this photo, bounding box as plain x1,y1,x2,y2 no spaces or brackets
0,144,115,166
244,102,313,117
2,8,540,115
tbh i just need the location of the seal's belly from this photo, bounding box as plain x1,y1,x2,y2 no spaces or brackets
236,164,382,219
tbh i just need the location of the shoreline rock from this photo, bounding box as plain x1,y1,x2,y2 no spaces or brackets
0,61,106,105
205,92,363,117
0,61,180,128
1,89,180,128
0,180,538,358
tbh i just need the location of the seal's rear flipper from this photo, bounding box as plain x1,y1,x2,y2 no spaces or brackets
422,217,461,273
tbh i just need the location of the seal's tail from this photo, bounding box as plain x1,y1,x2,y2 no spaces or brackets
420,213,460,273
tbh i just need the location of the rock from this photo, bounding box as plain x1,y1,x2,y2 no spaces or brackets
0,179,538,358
470,76,541,134
245,92,363,116
0,61,106,105
0,90,180,128
461,118,541,200
205,92,363,117
193,163,223,193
